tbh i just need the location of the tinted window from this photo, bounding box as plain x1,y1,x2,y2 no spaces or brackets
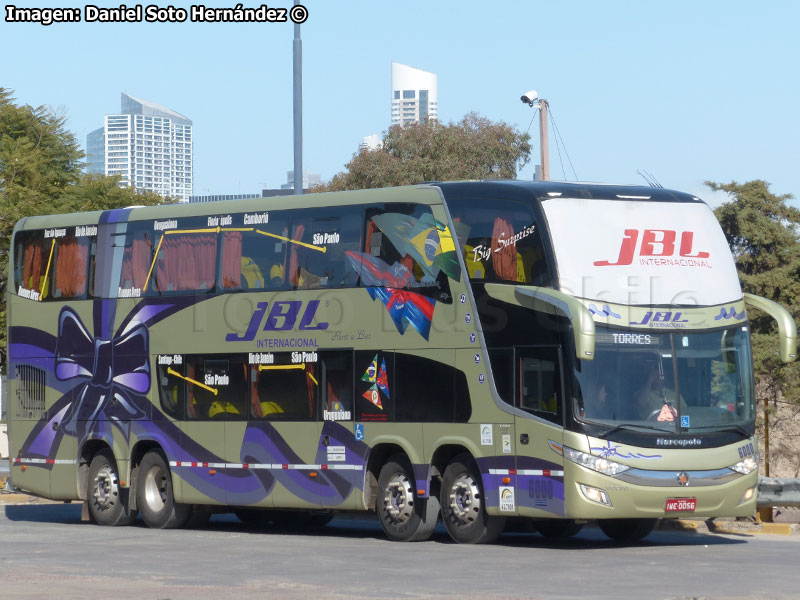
186,355,248,420
288,207,363,289
52,235,93,299
221,211,292,291
157,355,185,419
250,352,318,421
355,351,394,422
449,197,550,285
14,231,52,300
517,346,562,426
395,354,471,422
351,203,455,303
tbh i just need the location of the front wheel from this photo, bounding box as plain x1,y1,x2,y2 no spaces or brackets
87,449,136,526
598,518,658,542
440,454,504,544
136,450,191,529
376,456,439,542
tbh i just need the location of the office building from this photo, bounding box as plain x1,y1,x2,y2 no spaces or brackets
391,62,438,126
87,93,193,202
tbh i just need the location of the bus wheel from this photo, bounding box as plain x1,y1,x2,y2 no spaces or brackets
376,456,438,542
440,455,504,544
598,518,658,542
534,519,585,539
87,449,136,526
136,451,191,529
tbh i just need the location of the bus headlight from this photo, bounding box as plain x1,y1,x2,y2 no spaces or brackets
729,452,759,475
563,446,630,476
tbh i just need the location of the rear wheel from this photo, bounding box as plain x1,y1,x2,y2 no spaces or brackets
440,454,504,544
136,450,191,529
87,449,136,526
376,456,439,542
598,518,657,542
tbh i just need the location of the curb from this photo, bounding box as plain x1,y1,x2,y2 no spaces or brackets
659,518,798,536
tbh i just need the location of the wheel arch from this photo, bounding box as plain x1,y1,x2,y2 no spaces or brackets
78,439,113,501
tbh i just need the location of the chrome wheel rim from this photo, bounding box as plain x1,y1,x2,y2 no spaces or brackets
143,464,168,512
91,464,119,512
448,473,481,525
382,472,414,524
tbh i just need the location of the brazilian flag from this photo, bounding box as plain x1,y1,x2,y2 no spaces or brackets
371,212,461,282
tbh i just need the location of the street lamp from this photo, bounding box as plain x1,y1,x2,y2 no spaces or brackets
521,90,549,181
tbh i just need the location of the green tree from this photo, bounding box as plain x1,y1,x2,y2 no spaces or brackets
709,180,800,409
0,88,163,366
317,113,531,191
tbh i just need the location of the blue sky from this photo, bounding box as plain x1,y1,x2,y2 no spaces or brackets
2,1,798,205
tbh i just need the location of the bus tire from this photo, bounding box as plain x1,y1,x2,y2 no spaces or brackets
440,454,504,544
534,519,585,539
87,449,136,526
376,456,438,542
598,518,658,542
136,450,191,529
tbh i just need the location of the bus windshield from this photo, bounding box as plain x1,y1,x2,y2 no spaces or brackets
573,324,754,434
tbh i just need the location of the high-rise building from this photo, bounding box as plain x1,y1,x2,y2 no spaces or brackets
391,62,438,126
86,93,193,202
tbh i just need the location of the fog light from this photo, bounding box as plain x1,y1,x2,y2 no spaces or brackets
739,486,756,504
580,484,611,506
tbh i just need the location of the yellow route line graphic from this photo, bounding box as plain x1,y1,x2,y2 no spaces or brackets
258,363,318,385
253,228,326,253
143,233,165,292
39,238,56,302
167,367,218,396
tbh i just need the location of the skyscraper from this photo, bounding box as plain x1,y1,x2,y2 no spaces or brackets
87,93,193,202
391,62,438,126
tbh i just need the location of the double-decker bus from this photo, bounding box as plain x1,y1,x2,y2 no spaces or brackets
7,181,795,543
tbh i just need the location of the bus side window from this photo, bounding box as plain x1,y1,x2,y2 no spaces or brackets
251,355,318,421
321,352,353,420
288,207,364,290
184,356,246,420
155,232,217,293
356,204,453,302
221,214,292,291
355,351,395,422
517,347,562,425
52,235,93,300
118,225,154,297
157,359,185,420
395,353,470,423
14,231,50,300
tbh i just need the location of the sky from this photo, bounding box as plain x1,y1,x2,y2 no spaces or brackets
2,1,799,205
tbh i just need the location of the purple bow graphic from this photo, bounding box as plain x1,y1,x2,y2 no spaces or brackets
54,306,150,436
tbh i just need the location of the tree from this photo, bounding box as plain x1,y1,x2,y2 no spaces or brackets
710,179,800,409
317,113,531,192
0,88,163,366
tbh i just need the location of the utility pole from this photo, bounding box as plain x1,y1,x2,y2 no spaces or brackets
538,99,550,181
292,1,302,195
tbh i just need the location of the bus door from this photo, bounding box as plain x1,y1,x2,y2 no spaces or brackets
513,345,566,518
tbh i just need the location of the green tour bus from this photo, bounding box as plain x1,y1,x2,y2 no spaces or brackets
7,180,796,543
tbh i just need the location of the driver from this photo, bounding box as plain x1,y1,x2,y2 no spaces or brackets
635,364,687,421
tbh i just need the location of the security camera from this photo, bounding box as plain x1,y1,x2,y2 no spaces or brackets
521,90,538,106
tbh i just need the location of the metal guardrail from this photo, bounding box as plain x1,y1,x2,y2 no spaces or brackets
758,476,800,508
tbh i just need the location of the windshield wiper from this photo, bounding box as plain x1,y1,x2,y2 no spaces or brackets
599,422,676,437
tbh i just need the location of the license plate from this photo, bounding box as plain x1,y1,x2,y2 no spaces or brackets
665,498,697,512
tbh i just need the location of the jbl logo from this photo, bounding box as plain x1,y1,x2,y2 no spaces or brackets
594,229,709,267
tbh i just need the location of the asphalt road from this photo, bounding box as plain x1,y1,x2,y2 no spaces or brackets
1,502,799,600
